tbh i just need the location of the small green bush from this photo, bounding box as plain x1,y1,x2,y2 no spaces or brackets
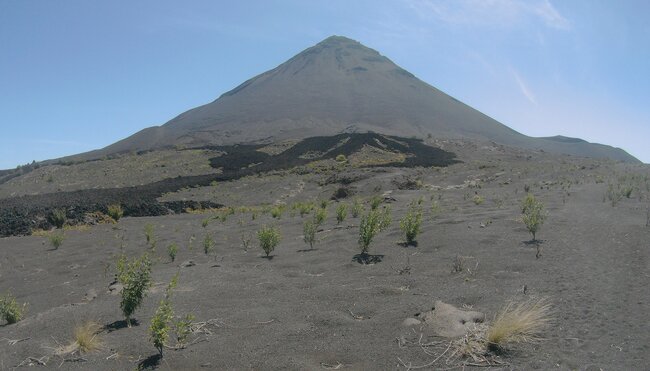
116,253,152,327
49,208,67,229
335,203,348,224
168,243,178,262
521,194,547,241
201,218,209,228
49,231,65,249
319,199,329,209
400,203,423,245
358,209,383,254
203,234,215,255
370,196,383,210
335,154,347,163
174,313,195,348
314,207,327,226
150,275,177,357
258,226,280,257
107,204,124,221
473,195,485,205
351,198,364,218
379,205,392,230
303,219,317,250
0,292,26,324
144,224,155,245
270,205,285,219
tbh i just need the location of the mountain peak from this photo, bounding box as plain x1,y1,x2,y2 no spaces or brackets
92,36,639,163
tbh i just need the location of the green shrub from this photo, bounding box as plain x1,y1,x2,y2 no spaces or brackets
303,219,317,250
351,198,364,218
144,224,155,245
335,203,348,224
358,209,383,254
203,234,215,255
379,205,392,230
201,218,209,228
270,205,285,219
168,243,178,262
107,204,124,221
319,199,329,209
116,253,152,327
49,208,67,229
296,202,314,217
335,154,347,163
370,196,383,210
150,275,177,357
0,292,26,324
174,313,195,348
49,231,65,249
258,226,280,257
400,203,423,245
473,195,485,205
314,207,327,226
521,194,547,241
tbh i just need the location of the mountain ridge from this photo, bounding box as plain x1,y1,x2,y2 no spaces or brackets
62,35,639,163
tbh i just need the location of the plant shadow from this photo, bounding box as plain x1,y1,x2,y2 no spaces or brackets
105,319,140,332
397,241,418,248
137,354,162,370
522,239,545,246
260,255,275,260
352,253,384,264
297,248,317,253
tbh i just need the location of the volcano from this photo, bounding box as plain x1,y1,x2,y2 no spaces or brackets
79,35,636,162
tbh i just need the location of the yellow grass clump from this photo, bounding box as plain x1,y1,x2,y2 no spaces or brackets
56,321,103,355
486,297,552,348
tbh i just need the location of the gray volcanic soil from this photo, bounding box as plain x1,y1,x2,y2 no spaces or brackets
1,141,649,370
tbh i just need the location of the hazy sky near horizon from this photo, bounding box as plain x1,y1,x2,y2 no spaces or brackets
1,0,649,168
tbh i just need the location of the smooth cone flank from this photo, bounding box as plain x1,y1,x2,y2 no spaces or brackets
69,35,637,163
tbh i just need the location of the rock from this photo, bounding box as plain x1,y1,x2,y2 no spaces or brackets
418,301,485,338
108,282,123,295
83,288,97,302
402,318,421,326
180,260,196,268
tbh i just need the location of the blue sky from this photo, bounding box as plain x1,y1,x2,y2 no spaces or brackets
1,0,648,168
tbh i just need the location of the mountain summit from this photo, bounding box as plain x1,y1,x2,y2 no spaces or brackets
92,35,636,162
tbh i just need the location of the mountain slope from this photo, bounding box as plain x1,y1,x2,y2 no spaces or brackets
82,36,638,163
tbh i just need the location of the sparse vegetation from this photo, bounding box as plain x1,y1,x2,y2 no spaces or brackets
314,207,327,226
116,253,152,327
351,198,364,218
303,219,317,250
258,225,280,257
370,195,383,210
358,208,387,254
150,274,177,357
0,292,26,324
399,202,423,245
107,204,124,221
168,243,178,262
174,313,195,348
144,223,155,246
203,234,215,255
521,194,546,241
49,231,65,249
335,203,348,224
50,208,67,229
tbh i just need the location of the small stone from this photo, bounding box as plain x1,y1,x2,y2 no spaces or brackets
403,318,421,326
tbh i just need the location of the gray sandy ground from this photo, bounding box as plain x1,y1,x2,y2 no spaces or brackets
1,142,649,370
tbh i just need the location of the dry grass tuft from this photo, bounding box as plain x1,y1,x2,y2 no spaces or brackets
486,297,552,348
56,321,103,355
